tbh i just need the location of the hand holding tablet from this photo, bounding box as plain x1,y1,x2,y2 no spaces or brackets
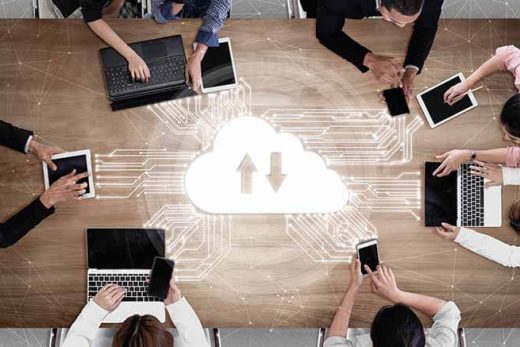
42,150,95,199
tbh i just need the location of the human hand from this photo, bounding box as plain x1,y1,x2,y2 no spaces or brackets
164,278,182,305
186,43,208,93
444,81,470,106
434,222,460,241
127,53,150,82
350,258,363,290
470,160,503,187
433,149,472,177
400,68,417,102
39,169,89,208
365,265,402,303
93,284,126,311
364,53,404,85
28,139,62,171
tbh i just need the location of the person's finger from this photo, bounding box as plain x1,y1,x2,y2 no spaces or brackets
444,88,453,102
44,157,58,171
438,164,453,177
485,181,501,188
65,169,77,178
365,264,377,283
371,281,378,293
472,160,487,167
111,288,126,300
432,161,447,176
112,293,125,308
383,266,391,279
435,152,449,160
134,69,141,81
100,283,115,293
130,69,135,81
107,285,124,297
470,170,485,178
144,65,151,82
73,172,90,182
388,267,395,281
73,189,87,197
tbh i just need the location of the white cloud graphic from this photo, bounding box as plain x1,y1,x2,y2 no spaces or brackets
185,116,349,214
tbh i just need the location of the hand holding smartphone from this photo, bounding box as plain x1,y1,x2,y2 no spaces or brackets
147,257,175,299
356,239,380,277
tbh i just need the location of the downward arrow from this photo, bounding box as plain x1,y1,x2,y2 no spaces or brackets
266,152,286,192
237,154,257,194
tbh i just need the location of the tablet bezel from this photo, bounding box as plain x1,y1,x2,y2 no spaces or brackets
42,149,96,199
199,37,239,94
416,72,478,128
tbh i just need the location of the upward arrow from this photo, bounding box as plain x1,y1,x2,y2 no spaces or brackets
266,152,286,192
236,154,257,194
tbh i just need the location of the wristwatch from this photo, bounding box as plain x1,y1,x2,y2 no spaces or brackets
470,151,477,161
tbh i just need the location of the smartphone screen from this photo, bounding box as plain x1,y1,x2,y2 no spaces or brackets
147,257,175,299
383,87,410,116
358,242,379,275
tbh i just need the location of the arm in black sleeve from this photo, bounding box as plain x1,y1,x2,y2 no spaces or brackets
0,119,33,153
315,1,372,73
0,198,55,248
79,0,104,23
403,0,443,73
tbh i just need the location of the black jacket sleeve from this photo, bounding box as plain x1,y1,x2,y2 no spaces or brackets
316,0,371,73
0,198,55,248
80,0,105,23
0,119,33,153
403,0,444,73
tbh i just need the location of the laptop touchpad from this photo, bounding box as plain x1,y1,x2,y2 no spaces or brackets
143,40,167,60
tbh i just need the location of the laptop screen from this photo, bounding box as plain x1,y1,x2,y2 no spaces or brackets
424,162,458,227
87,229,165,270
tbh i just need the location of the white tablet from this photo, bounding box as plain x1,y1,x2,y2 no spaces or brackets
197,37,238,93
42,149,95,199
416,72,478,128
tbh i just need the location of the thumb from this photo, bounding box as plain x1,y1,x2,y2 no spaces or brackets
435,152,449,160
440,222,455,231
45,158,58,171
485,181,500,188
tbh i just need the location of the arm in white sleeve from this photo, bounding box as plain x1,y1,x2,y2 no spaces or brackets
455,228,520,268
166,297,210,347
426,301,461,347
502,167,520,185
62,300,108,347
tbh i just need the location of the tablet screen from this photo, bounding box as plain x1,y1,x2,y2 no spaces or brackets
201,41,236,89
420,75,474,125
48,155,90,194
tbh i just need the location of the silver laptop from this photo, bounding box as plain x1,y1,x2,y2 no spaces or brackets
425,162,502,227
86,228,166,323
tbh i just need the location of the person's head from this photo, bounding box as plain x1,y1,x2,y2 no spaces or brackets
509,200,520,234
370,304,425,347
112,314,173,347
500,94,520,144
379,0,424,28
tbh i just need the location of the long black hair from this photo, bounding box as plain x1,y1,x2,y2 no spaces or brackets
370,304,426,347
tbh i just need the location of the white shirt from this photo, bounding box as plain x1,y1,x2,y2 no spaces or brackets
502,166,520,185
62,297,210,347
323,301,461,347
455,227,520,268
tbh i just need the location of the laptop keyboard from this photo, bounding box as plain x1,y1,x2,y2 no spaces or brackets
88,273,162,302
460,163,485,227
105,56,185,97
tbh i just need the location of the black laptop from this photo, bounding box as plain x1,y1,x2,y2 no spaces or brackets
100,35,196,110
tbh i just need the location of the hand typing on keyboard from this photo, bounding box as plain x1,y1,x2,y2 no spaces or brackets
127,53,151,82
93,284,126,311
470,160,503,188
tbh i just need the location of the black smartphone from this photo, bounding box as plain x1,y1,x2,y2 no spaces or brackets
356,239,380,277
147,257,175,299
383,87,410,116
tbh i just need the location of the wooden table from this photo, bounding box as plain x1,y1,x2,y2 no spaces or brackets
0,18,519,328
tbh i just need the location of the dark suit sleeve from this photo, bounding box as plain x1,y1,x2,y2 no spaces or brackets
0,119,33,153
403,0,443,73
316,0,371,73
0,198,55,248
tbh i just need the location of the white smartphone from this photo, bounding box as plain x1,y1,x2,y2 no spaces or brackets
194,37,238,93
356,239,379,277
42,149,95,199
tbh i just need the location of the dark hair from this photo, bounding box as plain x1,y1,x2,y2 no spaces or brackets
112,314,173,347
370,304,425,347
509,200,520,234
500,94,520,138
382,0,424,16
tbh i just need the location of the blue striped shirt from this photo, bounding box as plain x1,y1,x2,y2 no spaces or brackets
152,0,231,47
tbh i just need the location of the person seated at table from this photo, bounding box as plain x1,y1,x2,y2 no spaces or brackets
434,200,520,268
151,0,231,91
316,0,444,101
432,94,520,185
51,0,151,82
62,279,210,347
0,120,89,248
324,258,461,347
444,45,520,105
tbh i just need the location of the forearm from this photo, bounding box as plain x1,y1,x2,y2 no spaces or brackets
397,290,445,317
328,286,359,337
473,148,508,163
465,56,503,88
87,20,137,61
